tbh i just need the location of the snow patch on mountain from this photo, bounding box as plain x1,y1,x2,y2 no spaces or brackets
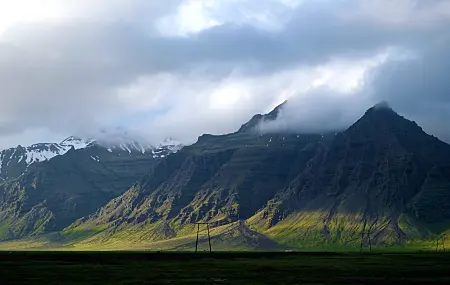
0,137,94,181
0,136,184,181
99,138,182,156
24,137,93,164
90,156,100,162
158,138,184,153
25,146,64,164
60,136,94,150
120,143,132,154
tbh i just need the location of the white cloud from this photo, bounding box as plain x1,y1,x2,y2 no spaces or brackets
310,51,390,93
0,0,449,149
157,0,221,36
156,0,305,36
117,52,390,144
0,0,66,35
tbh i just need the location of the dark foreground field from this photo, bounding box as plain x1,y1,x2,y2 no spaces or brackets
0,251,449,284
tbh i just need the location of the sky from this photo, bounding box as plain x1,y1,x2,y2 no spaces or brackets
0,0,449,148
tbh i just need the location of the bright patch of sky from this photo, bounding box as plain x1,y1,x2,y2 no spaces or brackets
0,0,66,35
156,0,305,36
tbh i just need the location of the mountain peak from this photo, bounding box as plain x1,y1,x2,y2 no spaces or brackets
363,101,397,117
267,100,287,118
60,136,94,150
238,101,287,133
341,102,446,155
373,101,392,110
358,101,401,121
60,136,83,144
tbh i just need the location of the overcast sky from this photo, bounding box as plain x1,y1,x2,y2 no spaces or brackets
0,0,449,148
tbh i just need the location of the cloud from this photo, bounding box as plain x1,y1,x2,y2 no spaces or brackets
257,34,450,142
156,0,304,36
0,0,449,148
254,53,391,135
372,34,450,142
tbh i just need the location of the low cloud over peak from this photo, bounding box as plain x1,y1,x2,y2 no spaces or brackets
0,0,449,149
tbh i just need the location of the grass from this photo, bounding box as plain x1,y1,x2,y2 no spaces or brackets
0,222,445,253
0,251,450,284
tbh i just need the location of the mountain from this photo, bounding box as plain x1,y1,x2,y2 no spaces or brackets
0,137,183,240
251,103,450,247
0,137,93,182
0,137,183,182
2,102,450,250
238,100,286,133
65,102,450,250
64,102,331,247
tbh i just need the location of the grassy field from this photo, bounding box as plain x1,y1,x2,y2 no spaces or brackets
0,251,449,284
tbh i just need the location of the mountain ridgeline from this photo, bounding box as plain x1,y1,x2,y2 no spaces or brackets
1,102,450,250
0,137,91,182
60,103,450,250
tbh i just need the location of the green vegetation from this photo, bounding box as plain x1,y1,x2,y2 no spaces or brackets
0,251,450,284
59,104,450,251
0,146,163,240
0,219,448,253
2,103,450,252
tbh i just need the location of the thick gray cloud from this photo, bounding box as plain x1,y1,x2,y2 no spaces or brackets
373,35,450,141
0,0,449,148
261,37,450,142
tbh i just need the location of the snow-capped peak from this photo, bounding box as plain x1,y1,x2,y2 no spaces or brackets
25,143,65,164
157,138,184,154
60,136,94,150
0,136,183,182
21,137,94,165
0,136,95,181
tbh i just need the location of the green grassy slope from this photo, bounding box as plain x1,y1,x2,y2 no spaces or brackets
3,104,450,251
0,146,161,240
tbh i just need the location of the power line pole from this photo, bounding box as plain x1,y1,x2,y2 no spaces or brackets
443,234,447,252
360,230,372,253
195,222,212,253
207,223,212,253
360,231,364,253
195,223,200,253
437,234,447,252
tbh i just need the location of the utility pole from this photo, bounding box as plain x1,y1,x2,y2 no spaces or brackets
207,223,212,253
195,223,200,253
360,230,372,253
443,234,447,252
360,231,364,253
195,222,212,253
437,234,447,252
